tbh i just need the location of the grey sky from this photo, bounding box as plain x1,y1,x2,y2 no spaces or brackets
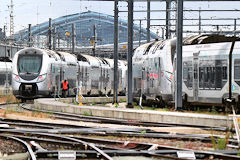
1,0,240,36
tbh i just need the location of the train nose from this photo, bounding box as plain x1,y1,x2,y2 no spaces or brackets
19,83,38,97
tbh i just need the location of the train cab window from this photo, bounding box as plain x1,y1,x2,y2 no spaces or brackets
18,55,42,74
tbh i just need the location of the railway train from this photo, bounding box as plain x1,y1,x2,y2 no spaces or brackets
12,48,127,100
0,57,12,95
12,34,240,111
132,34,240,111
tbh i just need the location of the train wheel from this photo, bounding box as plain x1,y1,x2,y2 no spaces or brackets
21,99,26,103
183,100,190,110
233,102,239,114
224,103,235,114
142,94,146,101
156,96,165,107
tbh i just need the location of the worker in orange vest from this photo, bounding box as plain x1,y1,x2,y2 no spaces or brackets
61,80,69,98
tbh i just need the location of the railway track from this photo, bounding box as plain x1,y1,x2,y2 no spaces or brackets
0,102,240,159
1,128,240,160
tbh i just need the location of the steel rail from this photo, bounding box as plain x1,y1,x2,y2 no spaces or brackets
0,120,59,129
0,127,238,147
1,129,240,159
35,150,185,159
2,134,80,145
0,134,37,160
0,117,90,129
35,149,240,160
0,129,113,160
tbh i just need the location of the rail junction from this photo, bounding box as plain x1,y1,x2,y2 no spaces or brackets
0,97,239,159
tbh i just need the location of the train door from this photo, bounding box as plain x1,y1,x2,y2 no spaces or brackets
157,57,161,93
146,59,150,95
54,65,61,97
193,52,199,101
149,58,156,95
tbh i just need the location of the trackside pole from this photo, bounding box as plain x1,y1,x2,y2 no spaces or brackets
175,0,183,110
225,38,236,112
113,0,119,106
127,0,133,107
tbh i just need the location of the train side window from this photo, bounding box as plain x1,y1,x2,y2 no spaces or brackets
0,74,6,85
222,66,227,80
51,64,55,73
234,59,240,86
183,67,188,79
183,61,192,88
199,67,204,89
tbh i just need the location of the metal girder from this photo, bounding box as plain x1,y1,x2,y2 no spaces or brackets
79,0,240,1
135,18,240,21
119,9,240,12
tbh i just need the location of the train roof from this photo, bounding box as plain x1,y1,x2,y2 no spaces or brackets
55,51,77,63
0,61,12,71
133,39,170,59
77,54,101,67
0,57,12,62
183,34,240,45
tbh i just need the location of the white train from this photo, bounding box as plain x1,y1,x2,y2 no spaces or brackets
132,39,174,105
133,35,240,110
12,48,127,100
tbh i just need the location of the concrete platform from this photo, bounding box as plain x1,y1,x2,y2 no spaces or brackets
34,98,233,128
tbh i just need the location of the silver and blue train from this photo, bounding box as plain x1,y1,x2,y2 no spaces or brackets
12,48,127,99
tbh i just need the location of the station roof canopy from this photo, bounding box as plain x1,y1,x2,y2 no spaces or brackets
14,11,158,46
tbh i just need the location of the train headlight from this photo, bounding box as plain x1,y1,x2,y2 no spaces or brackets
14,74,20,82
37,73,47,82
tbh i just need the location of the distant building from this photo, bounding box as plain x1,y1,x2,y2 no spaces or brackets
14,11,158,48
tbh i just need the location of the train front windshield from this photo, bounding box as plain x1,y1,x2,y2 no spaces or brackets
18,55,42,74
